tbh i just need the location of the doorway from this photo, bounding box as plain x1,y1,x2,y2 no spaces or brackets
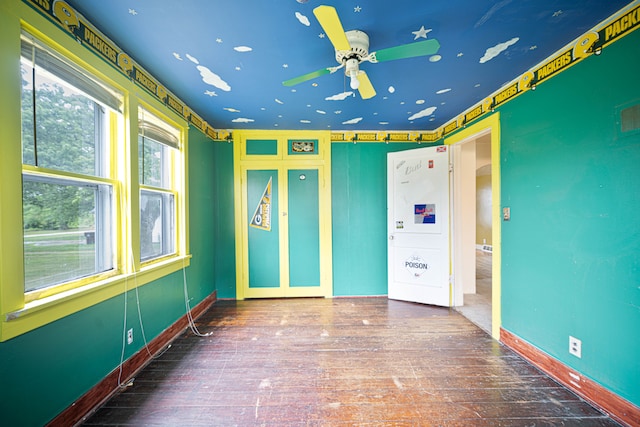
447,114,501,339
452,134,492,333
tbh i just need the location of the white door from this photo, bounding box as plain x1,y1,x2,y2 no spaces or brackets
387,146,451,306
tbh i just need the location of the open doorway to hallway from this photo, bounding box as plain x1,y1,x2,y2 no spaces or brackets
457,248,492,333
453,133,493,334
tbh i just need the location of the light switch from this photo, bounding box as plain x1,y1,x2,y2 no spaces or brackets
503,207,511,221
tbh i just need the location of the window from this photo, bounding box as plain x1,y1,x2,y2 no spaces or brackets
138,107,180,261
20,32,121,293
2,22,190,342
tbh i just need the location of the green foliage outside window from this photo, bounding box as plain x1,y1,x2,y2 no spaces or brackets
21,72,98,231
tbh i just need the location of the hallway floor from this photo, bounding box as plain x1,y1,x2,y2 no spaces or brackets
456,250,492,334
82,298,619,426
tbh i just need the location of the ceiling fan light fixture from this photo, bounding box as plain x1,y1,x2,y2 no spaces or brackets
345,57,360,90
350,72,360,90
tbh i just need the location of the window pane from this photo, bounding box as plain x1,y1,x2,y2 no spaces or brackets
139,136,171,189
37,69,98,175
21,58,35,165
140,190,175,261
20,55,111,178
23,178,113,292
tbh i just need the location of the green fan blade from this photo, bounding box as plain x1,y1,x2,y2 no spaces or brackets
282,68,332,87
372,39,440,63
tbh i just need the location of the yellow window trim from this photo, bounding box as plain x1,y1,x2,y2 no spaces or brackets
0,6,191,342
25,269,121,304
1,254,191,341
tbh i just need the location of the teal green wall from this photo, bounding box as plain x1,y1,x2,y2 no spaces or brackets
331,142,421,296
209,142,237,299
186,128,220,301
0,128,219,426
500,29,640,406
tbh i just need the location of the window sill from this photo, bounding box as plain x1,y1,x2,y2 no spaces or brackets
1,254,191,342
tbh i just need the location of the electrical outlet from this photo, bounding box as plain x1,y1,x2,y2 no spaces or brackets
127,328,134,345
569,335,581,358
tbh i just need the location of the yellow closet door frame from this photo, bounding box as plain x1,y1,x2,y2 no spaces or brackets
233,131,333,300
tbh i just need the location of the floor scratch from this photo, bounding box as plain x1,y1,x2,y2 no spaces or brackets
255,397,260,419
392,375,404,389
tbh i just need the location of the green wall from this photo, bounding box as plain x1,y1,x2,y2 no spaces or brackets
500,28,640,406
331,142,421,296
209,142,237,299
0,128,219,426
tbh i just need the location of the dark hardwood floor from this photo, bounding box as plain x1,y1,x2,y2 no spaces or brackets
83,298,620,426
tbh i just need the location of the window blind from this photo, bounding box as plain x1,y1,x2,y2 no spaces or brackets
21,33,123,113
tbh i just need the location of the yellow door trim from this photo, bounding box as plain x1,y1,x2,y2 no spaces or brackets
445,113,501,339
233,130,333,300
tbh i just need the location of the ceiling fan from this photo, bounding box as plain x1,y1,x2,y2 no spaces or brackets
283,5,441,99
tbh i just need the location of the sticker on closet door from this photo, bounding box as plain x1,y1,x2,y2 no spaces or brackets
250,177,272,231
414,204,436,224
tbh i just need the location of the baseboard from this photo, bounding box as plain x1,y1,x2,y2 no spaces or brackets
334,295,388,299
501,328,640,427
47,291,217,427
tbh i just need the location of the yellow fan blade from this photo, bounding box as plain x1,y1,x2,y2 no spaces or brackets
356,70,376,99
313,5,351,51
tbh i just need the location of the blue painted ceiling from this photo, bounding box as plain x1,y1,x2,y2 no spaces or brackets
65,0,631,131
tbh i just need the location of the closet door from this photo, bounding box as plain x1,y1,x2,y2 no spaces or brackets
241,166,324,298
234,131,332,300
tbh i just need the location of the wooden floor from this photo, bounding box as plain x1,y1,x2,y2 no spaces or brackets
83,298,620,426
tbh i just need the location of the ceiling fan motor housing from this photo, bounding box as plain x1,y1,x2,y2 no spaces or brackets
335,30,370,64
